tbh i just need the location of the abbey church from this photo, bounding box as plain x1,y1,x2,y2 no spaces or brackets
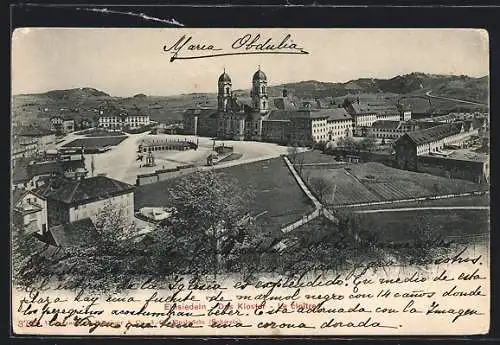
183,67,405,145
213,67,271,141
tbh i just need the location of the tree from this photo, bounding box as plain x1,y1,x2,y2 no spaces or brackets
338,136,357,149
150,169,260,276
359,136,377,151
13,203,144,292
308,176,334,204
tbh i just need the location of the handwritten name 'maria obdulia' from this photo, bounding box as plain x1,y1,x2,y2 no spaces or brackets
164,34,309,62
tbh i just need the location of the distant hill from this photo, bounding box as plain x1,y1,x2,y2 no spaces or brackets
11,73,488,130
268,73,488,103
33,87,110,100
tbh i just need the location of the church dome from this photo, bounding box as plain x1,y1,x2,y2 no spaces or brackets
253,69,267,82
218,72,231,83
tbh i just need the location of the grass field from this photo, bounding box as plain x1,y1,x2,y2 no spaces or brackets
62,136,128,148
302,160,485,206
135,157,315,236
294,150,340,164
350,209,489,242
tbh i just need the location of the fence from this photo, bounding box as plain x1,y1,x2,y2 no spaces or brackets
136,163,196,186
336,190,489,208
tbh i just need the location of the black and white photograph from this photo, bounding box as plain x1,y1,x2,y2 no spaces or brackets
10,27,490,336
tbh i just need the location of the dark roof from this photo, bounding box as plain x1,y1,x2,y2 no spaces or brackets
347,102,373,115
266,110,293,121
283,109,351,120
410,121,442,130
253,69,267,81
273,97,296,110
100,106,148,118
288,109,331,119
403,122,464,146
218,72,231,83
366,102,399,115
49,218,99,247
35,175,134,205
372,120,401,130
12,189,25,205
346,100,400,116
327,108,351,121
27,159,85,178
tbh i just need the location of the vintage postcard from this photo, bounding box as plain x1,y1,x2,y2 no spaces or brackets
11,28,490,336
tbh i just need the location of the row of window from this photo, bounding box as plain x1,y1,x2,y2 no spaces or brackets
373,128,402,132
99,117,149,122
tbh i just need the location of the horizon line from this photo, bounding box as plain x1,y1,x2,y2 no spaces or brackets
12,71,489,98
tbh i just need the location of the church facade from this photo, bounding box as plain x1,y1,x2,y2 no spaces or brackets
184,68,271,141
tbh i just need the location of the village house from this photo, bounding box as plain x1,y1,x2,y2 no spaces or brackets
79,118,95,129
50,116,75,134
35,175,135,227
12,156,87,191
394,121,479,170
12,189,48,235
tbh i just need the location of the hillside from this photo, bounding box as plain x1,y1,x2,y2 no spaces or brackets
268,73,488,103
12,73,488,131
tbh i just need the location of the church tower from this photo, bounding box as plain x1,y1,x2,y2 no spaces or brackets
251,66,268,114
217,69,232,112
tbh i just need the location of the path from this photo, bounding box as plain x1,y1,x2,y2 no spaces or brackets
336,190,488,209
279,156,338,235
425,90,487,106
354,206,489,214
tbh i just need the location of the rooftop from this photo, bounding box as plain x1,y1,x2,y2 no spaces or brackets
403,122,464,146
47,218,99,247
372,120,401,130
35,175,134,205
326,108,352,121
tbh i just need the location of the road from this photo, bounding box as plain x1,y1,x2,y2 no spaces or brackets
354,206,489,214
425,90,487,106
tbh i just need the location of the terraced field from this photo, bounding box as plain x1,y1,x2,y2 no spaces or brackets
302,161,485,206
303,168,379,205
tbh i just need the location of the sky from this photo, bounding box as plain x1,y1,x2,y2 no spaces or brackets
11,28,489,97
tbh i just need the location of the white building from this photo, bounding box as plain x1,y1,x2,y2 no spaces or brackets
98,106,151,130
